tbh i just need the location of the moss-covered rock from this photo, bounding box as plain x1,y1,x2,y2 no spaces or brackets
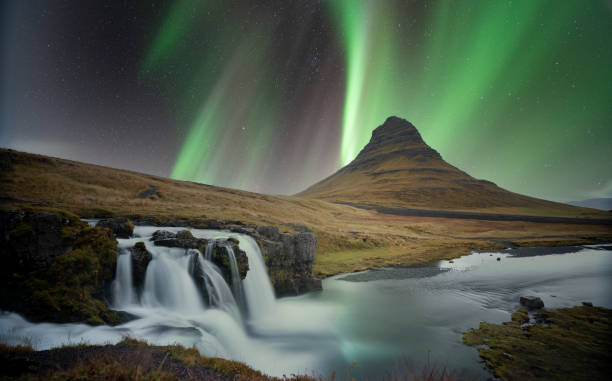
463,305,612,381
1,208,119,325
258,229,322,296
96,217,134,238
210,240,249,282
130,241,152,292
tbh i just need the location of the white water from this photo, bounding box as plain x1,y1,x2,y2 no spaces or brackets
112,249,136,306
1,226,610,378
223,243,246,313
0,226,339,376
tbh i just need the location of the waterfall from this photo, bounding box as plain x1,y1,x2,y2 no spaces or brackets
224,243,246,312
239,235,276,319
1,225,339,378
112,250,136,307
110,229,274,321
140,248,204,313
204,240,214,261
195,253,241,321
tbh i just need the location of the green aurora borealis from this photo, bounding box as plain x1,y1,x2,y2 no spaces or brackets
140,0,612,201
3,0,611,202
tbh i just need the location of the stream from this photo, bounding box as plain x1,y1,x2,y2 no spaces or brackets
1,225,611,379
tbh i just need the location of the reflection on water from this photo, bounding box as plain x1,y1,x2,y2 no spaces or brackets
1,239,611,379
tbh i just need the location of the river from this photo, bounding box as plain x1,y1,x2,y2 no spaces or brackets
1,225,610,379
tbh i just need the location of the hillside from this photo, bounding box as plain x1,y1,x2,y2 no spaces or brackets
1,147,610,277
299,116,592,216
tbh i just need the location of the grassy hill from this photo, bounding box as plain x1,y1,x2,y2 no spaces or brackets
1,147,610,276
299,116,597,217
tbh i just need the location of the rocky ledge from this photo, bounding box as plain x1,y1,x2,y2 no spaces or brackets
129,217,323,296
0,208,120,325
253,225,322,296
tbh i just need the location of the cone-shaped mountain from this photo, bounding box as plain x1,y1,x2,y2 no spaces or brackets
299,116,580,212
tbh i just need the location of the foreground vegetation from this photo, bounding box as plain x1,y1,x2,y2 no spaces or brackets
1,148,611,277
463,305,612,381
0,338,467,381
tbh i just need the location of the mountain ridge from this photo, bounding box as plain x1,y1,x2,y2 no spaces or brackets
299,116,589,214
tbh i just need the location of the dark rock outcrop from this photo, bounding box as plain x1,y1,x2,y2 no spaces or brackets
210,239,249,282
149,229,249,286
96,217,134,239
134,220,322,297
151,229,205,249
256,227,322,296
130,242,152,291
0,210,67,271
0,208,120,325
256,225,280,241
520,296,544,310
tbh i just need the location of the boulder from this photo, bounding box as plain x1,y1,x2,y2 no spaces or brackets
520,296,544,310
151,229,206,249
256,225,280,241
1,209,120,325
260,230,322,296
96,217,134,238
1,210,69,271
130,242,152,291
210,240,249,282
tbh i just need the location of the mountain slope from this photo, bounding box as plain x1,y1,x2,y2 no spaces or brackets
299,116,589,214
569,198,612,211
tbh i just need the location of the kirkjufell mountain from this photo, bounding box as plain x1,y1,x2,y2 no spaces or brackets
299,116,583,212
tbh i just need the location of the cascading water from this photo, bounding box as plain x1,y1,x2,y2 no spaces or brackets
0,225,340,377
194,252,241,321
223,243,246,312
204,240,214,261
112,249,136,307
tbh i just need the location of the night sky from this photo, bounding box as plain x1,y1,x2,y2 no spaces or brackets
2,0,611,202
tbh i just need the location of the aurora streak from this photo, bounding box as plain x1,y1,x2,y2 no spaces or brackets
3,0,609,202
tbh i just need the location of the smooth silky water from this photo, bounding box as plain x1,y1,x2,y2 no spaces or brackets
1,224,611,379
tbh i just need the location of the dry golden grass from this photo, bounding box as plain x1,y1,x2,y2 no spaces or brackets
2,148,611,277
298,121,606,218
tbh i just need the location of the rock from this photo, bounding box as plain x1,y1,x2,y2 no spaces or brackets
256,225,280,241
260,230,322,296
497,257,501,261
137,185,160,199
151,229,207,249
1,210,68,271
1,209,120,325
227,225,254,235
284,223,312,232
520,296,544,310
130,242,152,291
132,216,159,226
582,301,593,307
150,230,249,292
210,240,249,281
96,217,134,238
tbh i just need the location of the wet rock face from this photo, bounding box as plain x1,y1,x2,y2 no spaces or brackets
1,209,120,325
256,227,322,296
256,225,280,241
96,217,134,239
520,296,544,310
130,242,152,291
149,229,249,284
151,229,205,249
210,240,249,283
1,210,67,271
139,222,321,297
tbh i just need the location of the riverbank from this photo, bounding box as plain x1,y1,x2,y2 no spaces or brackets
2,245,611,379
463,305,612,381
